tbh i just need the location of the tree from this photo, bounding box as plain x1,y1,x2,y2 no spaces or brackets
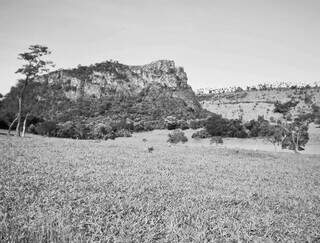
205,114,228,136
8,45,54,137
267,120,310,153
265,126,286,151
281,120,309,153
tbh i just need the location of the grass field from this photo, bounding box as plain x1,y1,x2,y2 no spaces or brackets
1,130,320,242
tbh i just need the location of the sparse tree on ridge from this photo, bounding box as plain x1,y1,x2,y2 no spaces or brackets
7,45,54,137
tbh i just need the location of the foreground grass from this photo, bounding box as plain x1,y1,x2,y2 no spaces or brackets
1,130,320,242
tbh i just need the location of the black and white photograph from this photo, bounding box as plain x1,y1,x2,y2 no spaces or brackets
0,0,320,242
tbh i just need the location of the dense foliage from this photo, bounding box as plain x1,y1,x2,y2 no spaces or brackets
191,129,211,139
273,100,298,114
202,114,310,152
205,114,248,138
167,129,188,144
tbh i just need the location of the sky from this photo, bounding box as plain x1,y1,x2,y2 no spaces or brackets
0,0,320,95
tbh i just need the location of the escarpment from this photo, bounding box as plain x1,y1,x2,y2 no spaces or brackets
2,60,206,129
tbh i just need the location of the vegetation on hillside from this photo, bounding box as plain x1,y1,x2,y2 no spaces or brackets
0,57,208,139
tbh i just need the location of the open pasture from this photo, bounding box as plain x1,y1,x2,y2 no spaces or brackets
1,130,320,242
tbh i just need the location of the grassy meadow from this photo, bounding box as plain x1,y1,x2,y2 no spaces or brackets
1,130,320,242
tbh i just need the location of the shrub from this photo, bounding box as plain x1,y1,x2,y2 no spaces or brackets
111,119,133,132
269,116,276,123
0,118,8,129
57,121,78,138
167,129,188,144
210,136,223,144
205,114,228,136
189,119,205,129
274,100,298,114
192,129,211,139
304,94,313,104
133,121,145,132
244,119,260,137
35,121,58,136
177,120,189,130
244,117,274,137
93,123,112,139
27,124,36,134
104,131,117,140
225,119,248,138
74,123,92,139
165,116,178,130
311,104,320,124
143,121,156,131
115,129,132,138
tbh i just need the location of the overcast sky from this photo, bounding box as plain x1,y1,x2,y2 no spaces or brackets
0,0,319,94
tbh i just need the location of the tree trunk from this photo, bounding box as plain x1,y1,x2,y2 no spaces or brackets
22,113,29,137
292,132,299,153
7,116,18,135
15,97,22,137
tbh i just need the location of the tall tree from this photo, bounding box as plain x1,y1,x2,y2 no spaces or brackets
8,45,54,136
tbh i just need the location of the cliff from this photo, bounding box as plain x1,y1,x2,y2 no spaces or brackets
1,60,205,129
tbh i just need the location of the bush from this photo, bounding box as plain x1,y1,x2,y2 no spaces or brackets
210,136,223,144
167,129,188,144
143,121,156,131
205,114,228,136
225,119,248,138
57,121,78,138
111,119,133,132
192,129,211,139
27,124,36,134
274,100,298,114
133,121,145,132
115,129,132,138
189,119,205,129
93,123,112,139
311,104,320,124
244,117,275,137
74,123,91,139
0,118,8,129
104,131,117,140
177,120,189,130
244,120,260,137
269,116,276,123
35,121,58,136
165,116,178,130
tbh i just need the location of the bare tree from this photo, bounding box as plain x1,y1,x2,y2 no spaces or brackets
8,45,54,136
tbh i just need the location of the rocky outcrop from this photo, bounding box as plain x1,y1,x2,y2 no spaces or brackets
37,60,201,113
15,59,206,128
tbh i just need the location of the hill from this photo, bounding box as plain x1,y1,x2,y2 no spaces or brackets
0,60,207,133
197,87,320,122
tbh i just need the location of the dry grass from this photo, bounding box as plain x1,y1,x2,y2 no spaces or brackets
201,88,320,121
1,130,320,242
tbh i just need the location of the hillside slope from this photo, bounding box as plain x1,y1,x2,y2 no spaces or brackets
198,88,320,122
0,60,205,130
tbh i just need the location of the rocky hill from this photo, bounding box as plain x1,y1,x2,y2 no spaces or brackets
198,87,320,122
0,60,206,131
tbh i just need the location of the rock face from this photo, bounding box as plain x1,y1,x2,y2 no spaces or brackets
38,60,201,112
26,59,204,127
